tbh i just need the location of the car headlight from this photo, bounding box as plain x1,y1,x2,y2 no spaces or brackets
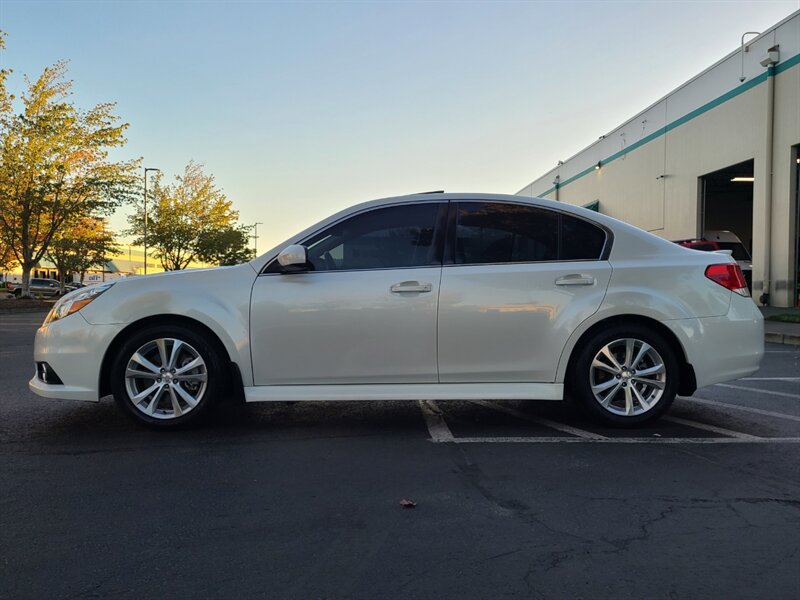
44,282,115,325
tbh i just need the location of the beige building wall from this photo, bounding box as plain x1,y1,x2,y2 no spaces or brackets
519,12,800,307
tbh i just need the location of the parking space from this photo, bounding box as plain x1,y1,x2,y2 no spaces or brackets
2,311,799,599
419,397,800,444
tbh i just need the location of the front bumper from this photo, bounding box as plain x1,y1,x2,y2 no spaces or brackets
28,313,124,402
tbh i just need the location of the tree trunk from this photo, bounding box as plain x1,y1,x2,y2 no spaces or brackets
20,266,31,298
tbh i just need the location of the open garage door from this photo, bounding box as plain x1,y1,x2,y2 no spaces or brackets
700,160,754,290
794,147,799,307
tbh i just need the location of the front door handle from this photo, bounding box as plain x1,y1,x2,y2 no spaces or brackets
555,274,595,286
390,281,432,293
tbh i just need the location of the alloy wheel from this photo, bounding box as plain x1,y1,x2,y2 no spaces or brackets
588,338,666,416
124,338,208,419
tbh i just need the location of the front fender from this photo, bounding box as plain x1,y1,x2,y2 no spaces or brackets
80,264,257,386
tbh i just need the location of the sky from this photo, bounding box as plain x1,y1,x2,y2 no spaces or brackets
1,0,798,252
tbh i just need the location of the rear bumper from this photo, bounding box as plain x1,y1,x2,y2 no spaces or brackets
664,295,764,390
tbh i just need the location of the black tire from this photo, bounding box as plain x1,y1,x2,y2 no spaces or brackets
568,324,678,427
110,323,227,429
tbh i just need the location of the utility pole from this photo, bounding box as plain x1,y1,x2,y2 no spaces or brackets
101,217,106,283
143,167,160,275
251,222,263,259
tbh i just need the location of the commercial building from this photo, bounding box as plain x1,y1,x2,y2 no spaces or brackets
1,247,212,286
517,10,800,307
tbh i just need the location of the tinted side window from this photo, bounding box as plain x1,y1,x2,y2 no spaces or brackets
300,203,442,272
455,203,558,264
454,202,606,264
560,213,607,260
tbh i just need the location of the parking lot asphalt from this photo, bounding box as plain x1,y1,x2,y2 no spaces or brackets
1,312,799,600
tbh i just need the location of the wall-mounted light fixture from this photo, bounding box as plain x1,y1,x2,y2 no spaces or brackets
595,161,602,171
760,45,780,67
740,31,760,82
731,176,755,182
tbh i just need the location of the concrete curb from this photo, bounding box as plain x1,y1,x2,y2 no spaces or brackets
765,332,800,346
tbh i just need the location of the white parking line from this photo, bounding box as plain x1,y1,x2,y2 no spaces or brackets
661,415,760,439
418,399,455,443
451,437,800,444
714,383,800,399
680,396,800,423
419,397,797,445
740,377,800,382
470,400,607,440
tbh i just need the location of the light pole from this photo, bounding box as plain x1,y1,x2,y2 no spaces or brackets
143,167,160,274
251,222,263,258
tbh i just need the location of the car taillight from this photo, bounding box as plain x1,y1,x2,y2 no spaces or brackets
705,263,749,297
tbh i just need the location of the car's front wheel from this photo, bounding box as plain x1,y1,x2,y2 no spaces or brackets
110,324,226,429
569,324,678,426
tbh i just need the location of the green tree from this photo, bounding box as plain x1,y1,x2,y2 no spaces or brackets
0,49,139,297
45,216,118,292
127,161,244,270
196,224,252,266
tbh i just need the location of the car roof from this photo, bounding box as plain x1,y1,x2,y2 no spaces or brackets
250,192,686,271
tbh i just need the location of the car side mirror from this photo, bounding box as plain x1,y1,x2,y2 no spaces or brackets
276,244,308,272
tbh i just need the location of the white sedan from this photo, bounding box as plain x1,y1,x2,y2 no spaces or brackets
30,193,763,429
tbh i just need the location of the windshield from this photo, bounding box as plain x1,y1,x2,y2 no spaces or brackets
716,242,751,261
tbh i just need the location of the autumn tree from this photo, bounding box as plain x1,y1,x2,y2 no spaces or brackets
0,236,16,274
0,32,11,115
127,162,246,270
0,45,139,297
45,216,118,292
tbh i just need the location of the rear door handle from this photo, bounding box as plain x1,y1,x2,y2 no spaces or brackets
390,281,432,293
555,274,595,286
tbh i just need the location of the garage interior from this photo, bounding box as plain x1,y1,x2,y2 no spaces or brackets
700,159,754,254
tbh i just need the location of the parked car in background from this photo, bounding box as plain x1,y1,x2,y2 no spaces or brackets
65,282,86,293
30,193,763,430
674,231,753,292
12,278,62,297
673,238,722,252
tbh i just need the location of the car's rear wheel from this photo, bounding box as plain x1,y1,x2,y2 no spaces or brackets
111,324,226,429
569,324,678,426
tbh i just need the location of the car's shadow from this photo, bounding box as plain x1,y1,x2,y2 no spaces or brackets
6,395,710,454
